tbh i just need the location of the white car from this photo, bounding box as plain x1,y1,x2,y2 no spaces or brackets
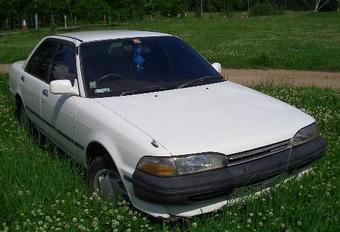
9,30,326,219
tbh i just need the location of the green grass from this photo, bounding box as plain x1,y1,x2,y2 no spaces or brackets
0,74,339,231
1,12,340,71
0,29,50,64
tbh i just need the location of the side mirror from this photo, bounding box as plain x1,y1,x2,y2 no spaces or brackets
50,80,78,95
212,62,222,74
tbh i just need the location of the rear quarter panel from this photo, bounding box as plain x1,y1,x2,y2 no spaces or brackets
8,61,25,102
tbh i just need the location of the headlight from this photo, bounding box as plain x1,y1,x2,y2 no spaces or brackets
174,153,226,175
291,123,319,146
136,153,226,177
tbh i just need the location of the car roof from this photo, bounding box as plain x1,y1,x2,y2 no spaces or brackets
57,30,173,42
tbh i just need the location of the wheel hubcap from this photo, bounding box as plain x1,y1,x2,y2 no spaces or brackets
93,169,126,202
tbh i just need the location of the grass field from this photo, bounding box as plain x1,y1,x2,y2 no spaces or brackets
1,12,340,71
0,74,339,231
1,10,340,231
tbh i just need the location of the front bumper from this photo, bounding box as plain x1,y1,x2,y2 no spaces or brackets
132,136,326,204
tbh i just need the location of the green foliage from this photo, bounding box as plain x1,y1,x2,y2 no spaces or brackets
1,0,340,29
249,2,283,16
109,0,145,22
157,0,184,17
74,0,109,23
287,0,315,11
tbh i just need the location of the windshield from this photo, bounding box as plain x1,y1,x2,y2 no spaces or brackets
80,36,223,97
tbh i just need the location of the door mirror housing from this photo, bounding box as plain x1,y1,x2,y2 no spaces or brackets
212,62,222,74
50,79,78,95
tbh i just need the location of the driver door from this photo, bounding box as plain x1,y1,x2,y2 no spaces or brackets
40,40,82,162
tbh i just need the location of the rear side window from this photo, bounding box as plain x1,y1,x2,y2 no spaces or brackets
50,42,77,83
25,40,58,81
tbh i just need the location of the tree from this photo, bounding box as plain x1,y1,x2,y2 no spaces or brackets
74,0,109,23
0,0,23,29
157,0,184,17
314,0,331,12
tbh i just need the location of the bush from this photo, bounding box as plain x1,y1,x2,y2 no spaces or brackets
158,0,184,17
250,2,283,16
74,0,110,23
111,8,144,22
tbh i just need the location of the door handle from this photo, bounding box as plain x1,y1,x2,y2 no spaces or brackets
42,89,49,97
21,76,25,82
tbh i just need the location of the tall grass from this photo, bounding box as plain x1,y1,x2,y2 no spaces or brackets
0,74,339,231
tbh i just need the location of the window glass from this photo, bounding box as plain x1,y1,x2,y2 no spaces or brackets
25,40,58,81
50,43,77,83
80,36,222,98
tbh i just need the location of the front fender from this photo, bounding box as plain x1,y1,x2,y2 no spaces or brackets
83,131,171,214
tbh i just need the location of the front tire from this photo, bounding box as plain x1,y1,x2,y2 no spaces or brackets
88,156,126,202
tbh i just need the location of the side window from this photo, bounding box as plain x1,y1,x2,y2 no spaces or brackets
50,43,77,84
25,40,58,81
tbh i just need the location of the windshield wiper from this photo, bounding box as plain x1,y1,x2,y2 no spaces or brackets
177,75,222,89
120,85,166,96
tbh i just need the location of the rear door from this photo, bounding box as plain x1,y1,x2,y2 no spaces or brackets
22,39,58,129
40,40,82,162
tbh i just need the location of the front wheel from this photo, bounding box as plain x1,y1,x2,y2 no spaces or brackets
88,156,127,202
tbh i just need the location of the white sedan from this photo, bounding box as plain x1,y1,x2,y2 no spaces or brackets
8,30,326,219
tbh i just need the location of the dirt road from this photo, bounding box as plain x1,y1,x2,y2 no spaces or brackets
223,68,340,89
0,64,9,74
1,63,339,88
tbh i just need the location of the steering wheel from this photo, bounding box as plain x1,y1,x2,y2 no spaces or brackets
96,73,125,84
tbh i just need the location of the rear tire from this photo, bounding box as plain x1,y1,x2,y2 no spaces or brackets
88,155,126,203
18,103,30,131
17,102,48,147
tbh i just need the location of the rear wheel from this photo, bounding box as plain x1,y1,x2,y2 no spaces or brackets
18,103,30,131
88,156,127,202
17,101,48,147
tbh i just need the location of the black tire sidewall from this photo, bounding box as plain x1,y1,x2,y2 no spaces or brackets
19,104,29,130
19,104,25,124
88,156,115,193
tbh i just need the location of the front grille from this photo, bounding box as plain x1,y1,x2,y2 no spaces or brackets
227,140,291,166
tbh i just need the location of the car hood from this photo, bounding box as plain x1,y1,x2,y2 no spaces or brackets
95,81,314,156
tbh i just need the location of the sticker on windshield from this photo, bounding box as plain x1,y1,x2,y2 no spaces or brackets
89,81,97,89
95,88,111,94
